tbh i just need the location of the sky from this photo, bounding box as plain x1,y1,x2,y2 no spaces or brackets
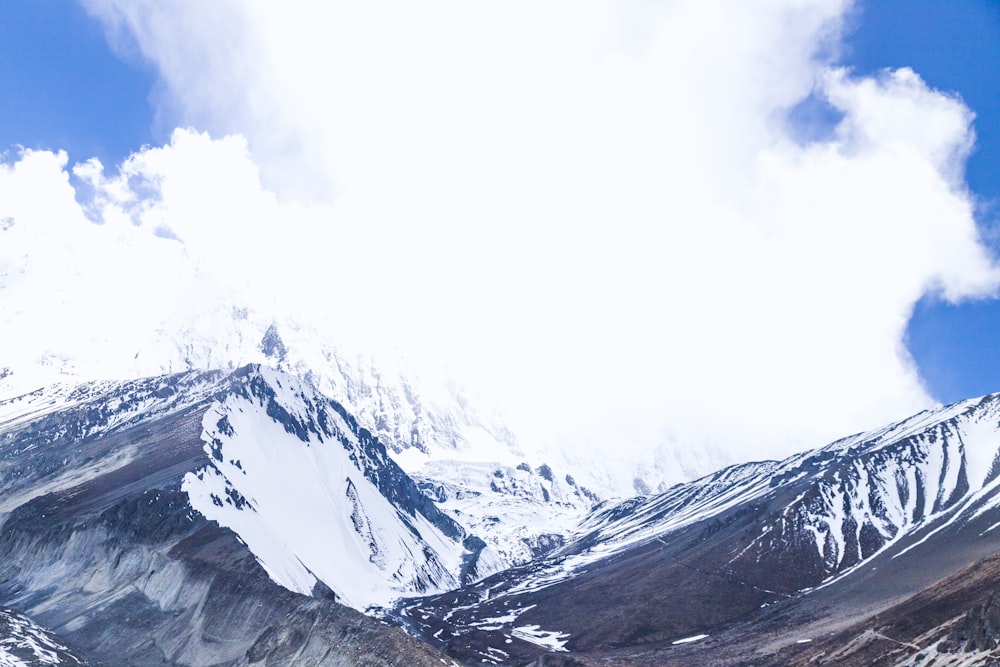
0,0,154,167
2,0,1000,487
841,0,1000,404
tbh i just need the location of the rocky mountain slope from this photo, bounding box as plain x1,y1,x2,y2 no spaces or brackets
0,365,473,665
7,357,1000,665
394,392,1000,665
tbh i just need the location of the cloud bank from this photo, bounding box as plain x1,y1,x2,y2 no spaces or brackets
2,0,997,490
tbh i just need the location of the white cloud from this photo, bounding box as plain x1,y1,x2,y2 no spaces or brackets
2,0,997,492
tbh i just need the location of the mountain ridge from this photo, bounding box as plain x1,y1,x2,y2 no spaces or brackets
390,390,1000,665
4,362,1000,664
0,364,480,664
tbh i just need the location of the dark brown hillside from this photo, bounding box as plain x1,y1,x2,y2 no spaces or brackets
775,551,1000,666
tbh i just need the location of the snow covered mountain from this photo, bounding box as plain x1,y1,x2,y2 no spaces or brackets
0,288,616,555
414,460,599,566
10,338,1000,665
0,243,620,552
0,205,730,499
181,365,505,608
0,365,484,664
396,391,1000,665
0,301,522,471
0,209,523,475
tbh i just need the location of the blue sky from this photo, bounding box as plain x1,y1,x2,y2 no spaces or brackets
0,0,154,166
845,0,1000,403
2,0,1000,469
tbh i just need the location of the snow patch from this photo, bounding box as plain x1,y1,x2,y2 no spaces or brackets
511,625,570,652
0,609,80,666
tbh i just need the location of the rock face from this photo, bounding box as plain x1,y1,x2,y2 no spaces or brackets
949,595,1000,653
0,366,473,665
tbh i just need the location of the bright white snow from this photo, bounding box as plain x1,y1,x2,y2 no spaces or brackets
182,367,479,611
414,460,596,567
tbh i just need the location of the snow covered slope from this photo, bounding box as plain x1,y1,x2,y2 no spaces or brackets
182,366,503,609
413,460,599,567
507,392,1000,593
